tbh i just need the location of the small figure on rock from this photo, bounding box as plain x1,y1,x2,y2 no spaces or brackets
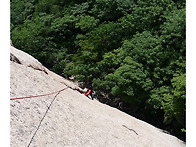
82,86,93,100
61,82,94,100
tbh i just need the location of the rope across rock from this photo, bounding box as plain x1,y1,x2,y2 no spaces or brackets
10,87,68,100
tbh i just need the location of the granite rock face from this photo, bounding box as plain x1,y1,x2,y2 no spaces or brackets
10,46,185,147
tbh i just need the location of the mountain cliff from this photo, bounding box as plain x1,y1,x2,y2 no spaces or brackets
10,45,185,147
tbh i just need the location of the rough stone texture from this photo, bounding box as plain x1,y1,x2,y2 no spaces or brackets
10,46,48,74
10,46,185,147
10,53,21,64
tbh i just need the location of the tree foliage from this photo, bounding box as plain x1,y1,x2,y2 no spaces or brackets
11,0,186,140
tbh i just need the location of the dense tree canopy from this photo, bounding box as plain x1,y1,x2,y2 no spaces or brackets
11,0,186,140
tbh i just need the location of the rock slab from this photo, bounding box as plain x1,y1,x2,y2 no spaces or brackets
10,46,185,147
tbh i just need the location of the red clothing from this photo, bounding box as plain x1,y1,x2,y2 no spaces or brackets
84,89,91,96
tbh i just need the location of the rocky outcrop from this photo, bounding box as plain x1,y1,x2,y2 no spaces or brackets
10,46,48,74
10,53,21,64
10,46,185,147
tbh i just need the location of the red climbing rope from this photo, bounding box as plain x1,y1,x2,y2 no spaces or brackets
10,87,68,100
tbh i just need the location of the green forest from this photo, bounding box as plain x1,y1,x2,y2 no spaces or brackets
11,0,186,141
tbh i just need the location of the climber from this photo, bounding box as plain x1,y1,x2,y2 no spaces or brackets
60,82,93,100
82,87,93,100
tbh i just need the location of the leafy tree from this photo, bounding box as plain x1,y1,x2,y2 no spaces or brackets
50,14,78,50
105,56,152,103
90,0,134,22
97,48,124,75
162,73,185,126
71,2,91,16
130,0,176,33
160,8,186,56
11,13,59,69
11,0,37,25
75,15,99,32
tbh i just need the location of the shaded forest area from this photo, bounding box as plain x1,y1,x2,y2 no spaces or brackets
11,0,186,141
